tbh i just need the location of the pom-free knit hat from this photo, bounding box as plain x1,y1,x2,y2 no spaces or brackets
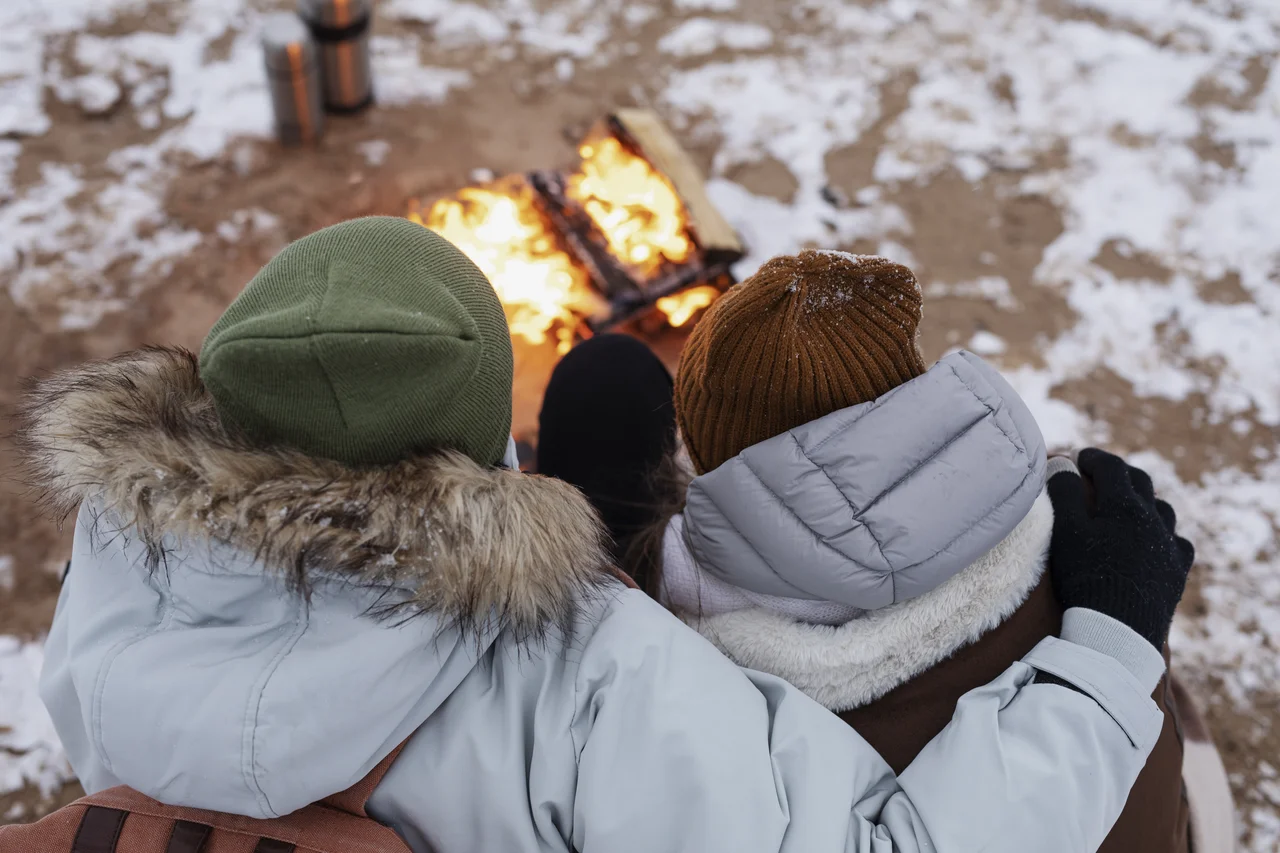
200,216,513,467
675,250,926,474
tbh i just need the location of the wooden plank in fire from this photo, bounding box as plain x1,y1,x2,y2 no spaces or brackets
528,112,745,335
526,169,640,304
528,168,732,333
606,108,745,265
586,262,736,334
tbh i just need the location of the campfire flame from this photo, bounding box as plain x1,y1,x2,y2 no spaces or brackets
567,136,694,277
409,129,719,348
656,285,719,328
409,177,603,354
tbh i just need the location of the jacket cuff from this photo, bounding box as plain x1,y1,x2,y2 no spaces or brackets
1023,635,1164,752
1060,608,1165,693
1045,455,1079,480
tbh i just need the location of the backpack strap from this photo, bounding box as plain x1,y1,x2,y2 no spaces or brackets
320,741,409,817
607,565,639,590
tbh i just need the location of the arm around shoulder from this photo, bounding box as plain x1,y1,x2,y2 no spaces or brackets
568,592,1164,853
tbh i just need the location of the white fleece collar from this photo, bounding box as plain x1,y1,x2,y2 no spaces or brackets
670,489,1054,713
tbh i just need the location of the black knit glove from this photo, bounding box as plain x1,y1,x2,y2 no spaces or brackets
1047,448,1196,650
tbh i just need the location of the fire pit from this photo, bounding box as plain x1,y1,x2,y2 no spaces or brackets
408,109,744,354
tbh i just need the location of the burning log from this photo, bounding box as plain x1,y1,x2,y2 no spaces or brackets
605,109,743,267
409,109,744,351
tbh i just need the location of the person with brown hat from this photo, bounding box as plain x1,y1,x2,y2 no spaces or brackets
18,220,1213,853
542,249,1234,853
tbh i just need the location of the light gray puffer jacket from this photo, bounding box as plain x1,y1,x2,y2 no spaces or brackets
27,348,1166,853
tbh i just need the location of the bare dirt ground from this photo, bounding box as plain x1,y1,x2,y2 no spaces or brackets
2,0,1278,844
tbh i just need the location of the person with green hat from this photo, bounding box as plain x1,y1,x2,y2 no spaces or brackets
22,217,1183,853
200,214,516,469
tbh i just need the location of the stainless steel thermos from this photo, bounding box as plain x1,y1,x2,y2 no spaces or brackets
262,13,325,145
297,0,375,113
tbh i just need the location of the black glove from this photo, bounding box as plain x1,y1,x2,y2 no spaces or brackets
1046,448,1196,650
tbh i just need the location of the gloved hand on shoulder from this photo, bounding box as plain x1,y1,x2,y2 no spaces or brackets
1046,448,1196,650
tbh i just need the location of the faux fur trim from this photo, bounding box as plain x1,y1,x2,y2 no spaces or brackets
18,347,613,640
680,489,1054,712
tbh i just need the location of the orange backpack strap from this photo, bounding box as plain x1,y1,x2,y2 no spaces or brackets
71,805,127,852
320,740,409,817
607,565,640,590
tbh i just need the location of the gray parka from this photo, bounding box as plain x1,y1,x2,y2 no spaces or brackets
26,348,1166,853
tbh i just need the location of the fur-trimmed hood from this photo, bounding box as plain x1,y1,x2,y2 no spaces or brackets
19,346,612,639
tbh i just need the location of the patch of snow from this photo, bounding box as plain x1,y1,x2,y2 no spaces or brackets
658,19,774,57
705,179,910,275
622,6,659,28
953,154,989,183
54,74,122,116
0,141,20,202
358,139,392,167
372,36,473,106
381,0,618,58
555,57,575,81
215,209,281,244
1143,454,1280,706
876,240,918,270
854,185,881,205
1057,0,1279,52
0,638,71,798
0,556,12,592
674,0,739,11
1248,806,1280,853
0,31,51,136
665,53,882,197
162,32,275,162
0,153,203,329
926,276,1020,311
1006,371,1106,453
383,0,509,44
968,330,1008,356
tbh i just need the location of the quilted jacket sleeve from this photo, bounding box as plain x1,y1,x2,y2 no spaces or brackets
572,592,1164,853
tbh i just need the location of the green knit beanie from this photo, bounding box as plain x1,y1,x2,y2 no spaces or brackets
199,216,513,467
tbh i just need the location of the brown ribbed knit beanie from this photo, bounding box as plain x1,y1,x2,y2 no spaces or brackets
675,250,927,474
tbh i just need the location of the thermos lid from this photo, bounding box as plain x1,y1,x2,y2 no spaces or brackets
297,0,373,28
261,13,318,71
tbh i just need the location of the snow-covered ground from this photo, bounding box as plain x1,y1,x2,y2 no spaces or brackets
2,0,1278,844
0,640,70,813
